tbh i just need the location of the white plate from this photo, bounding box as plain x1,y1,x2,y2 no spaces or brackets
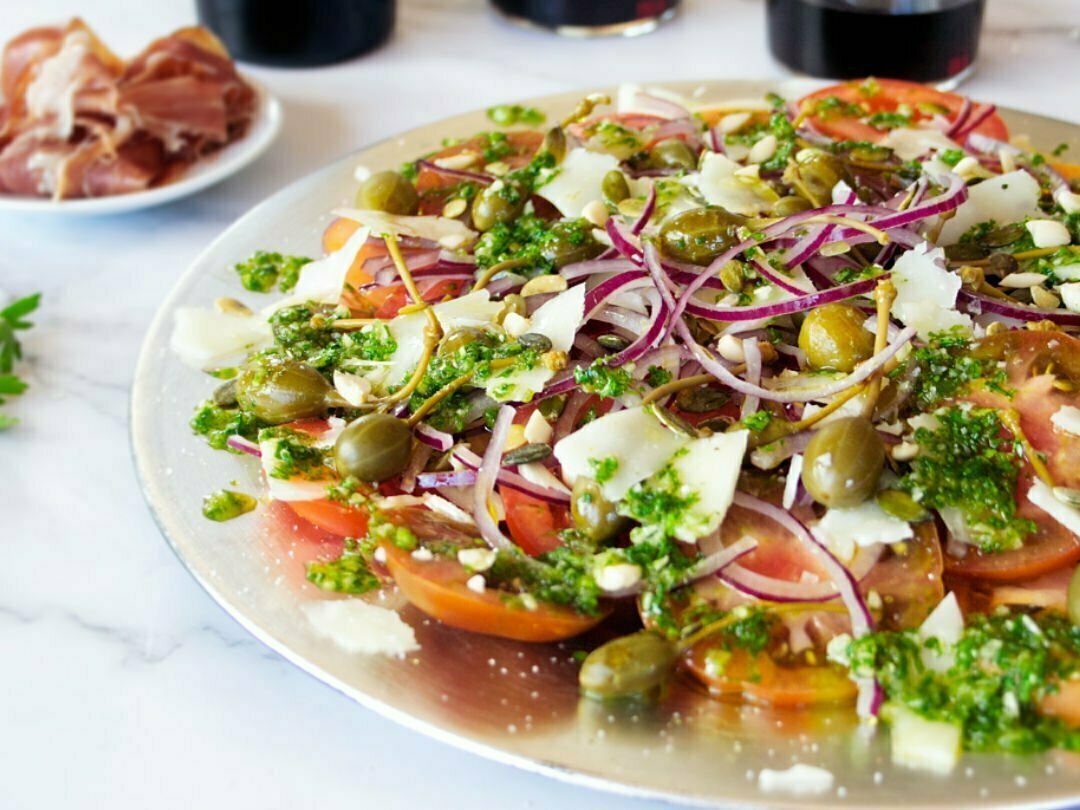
0,78,282,216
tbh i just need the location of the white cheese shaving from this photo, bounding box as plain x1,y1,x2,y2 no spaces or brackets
1026,219,1072,249
554,406,689,501
813,498,914,563
517,461,571,494
695,152,779,216
1029,478,1080,537
332,369,372,406
594,563,642,593
302,600,419,657
1051,404,1080,436
1061,282,1080,313
757,764,834,796
523,409,554,444
536,148,620,218
422,493,476,526
918,592,964,673
334,208,476,250
663,430,749,543
433,290,505,331
879,127,961,162
890,241,973,339
888,704,962,775
170,307,272,370
938,170,1041,244
259,437,335,502
270,225,372,313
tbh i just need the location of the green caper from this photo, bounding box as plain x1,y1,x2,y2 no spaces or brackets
503,442,552,466
541,126,567,164
572,478,630,544
798,303,876,373
439,327,488,356
541,220,605,268
596,333,631,353
334,413,413,482
518,332,553,352
601,170,631,204
801,416,885,508
771,196,812,218
212,379,238,409
1068,565,1080,627
646,139,697,172
355,170,419,215
659,206,748,266
579,631,679,701
471,180,527,232
675,386,729,413
848,144,893,163
719,260,747,293
944,242,989,262
236,358,334,425
876,489,930,522
983,224,1025,248
786,151,849,207
987,252,1020,277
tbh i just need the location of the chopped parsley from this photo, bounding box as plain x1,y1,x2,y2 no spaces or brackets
844,610,1080,754
865,111,911,130
645,365,672,388
742,409,773,432
589,456,620,484
258,426,332,480
940,148,966,167
487,539,603,616
202,489,257,522
0,292,39,430
1053,143,1070,158
190,400,263,450
264,304,395,372
573,357,634,399
901,405,1035,553
904,328,1008,409
306,537,381,594
810,95,862,120
486,104,545,128
234,251,312,294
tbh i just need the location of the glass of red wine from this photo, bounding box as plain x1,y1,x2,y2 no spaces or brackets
766,0,985,88
490,0,681,38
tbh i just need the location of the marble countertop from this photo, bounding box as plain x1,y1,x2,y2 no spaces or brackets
3,1,1079,808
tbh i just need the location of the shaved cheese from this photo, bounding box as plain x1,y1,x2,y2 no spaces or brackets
696,152,779,216
259,437,335,502
523,409,554,444
170,307,271,370
517,461,571,494
1051,405,1080,436
485,365,552,403
302,600,418,657
334,208,476,250
554,407,689,501
891,241,972,339
1029,478,1080,537
664,430,748,542
879,127,961,161
433,290,504,331
1026,219,1072,249
333,369,372,406
381,311,427,391
536,148,620,218
269,225,371,314
887,704,962,775
527,283,585,352
918,592,963,673
938,170,1041,244
1061,282,1080,313
758,764,834,796
813,498,914,563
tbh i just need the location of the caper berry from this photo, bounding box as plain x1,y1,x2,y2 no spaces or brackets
601,170,631,204
236,358,334,425
355,170,419,215
471,180,526,232
541,220,605,268
579,631,678,701
541,126,567,164
518,332,554,352
503,442,552,466
334,414,413,482
571,478,630,544
798,303,876,373
646,139,697,172
1068,565,1080,627
659,206,748,266
801,416,885,508
212,378,239,409
787,152,849,207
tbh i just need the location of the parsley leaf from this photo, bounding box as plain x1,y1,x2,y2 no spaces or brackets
0,292,41,429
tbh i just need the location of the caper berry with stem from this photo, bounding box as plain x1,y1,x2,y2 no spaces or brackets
801,416,885,508
579,631,679,701
355,170,419,215
541,220,605,268
334,413,413,482
798,303,876,373
571,478,630,544
236,357,338,425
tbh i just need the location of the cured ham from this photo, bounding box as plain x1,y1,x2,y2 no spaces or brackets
0,19,255,200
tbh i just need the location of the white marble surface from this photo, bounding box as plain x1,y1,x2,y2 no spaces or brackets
2,1,1079,808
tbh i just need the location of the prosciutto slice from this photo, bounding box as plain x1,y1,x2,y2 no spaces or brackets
0,20,254,200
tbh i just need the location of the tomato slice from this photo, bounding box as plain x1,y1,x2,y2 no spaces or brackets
800,78,1009,144
501,486,570,556
379,505,605,642
944,331,1080,582
286,498,370,538
1041,679,1080,727
684,645,857,707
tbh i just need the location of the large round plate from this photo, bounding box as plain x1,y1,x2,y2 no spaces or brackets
0,78,281,216
132,80,1080,808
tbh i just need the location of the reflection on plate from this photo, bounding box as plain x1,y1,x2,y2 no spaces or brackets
131,80,1080,808
0,78,281,216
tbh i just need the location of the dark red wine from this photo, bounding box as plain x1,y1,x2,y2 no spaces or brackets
197,0,394,67
491,0,680,36
766,0,984,84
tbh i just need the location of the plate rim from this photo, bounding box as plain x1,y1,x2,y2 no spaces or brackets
0,76,282,216
130,80,1080,810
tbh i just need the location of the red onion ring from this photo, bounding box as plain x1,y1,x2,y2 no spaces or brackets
415,423,453,451
452,446,571,505
226,435,262,458
473,405,516,551
415,158,494,186
959,288,1080,327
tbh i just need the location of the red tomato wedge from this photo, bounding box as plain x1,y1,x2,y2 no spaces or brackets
684,646,857,707
1041,679,1080,727
800,78,1009,144
415,131,542,215
501,486,570,556
945,331,1080,582
286,499,370,538
378,507,604,642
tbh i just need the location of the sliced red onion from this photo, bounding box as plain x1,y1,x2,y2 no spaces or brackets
400,442,433,494
740,338,763,418
750,431,813,470
784,188,858,270
651,116,705,147
855,677,886,719
415,158,494,186
692,535,760,583
415,422,453,451
953,103,997,142
591,305,651,335
835,173,968,238
484,273,526,297
574,333,606,359
416,469,478,488
226,435,262,458
945,96,973,138
708,126,725,154
631,91,691,120
605,216,644,262
474,405,516,551
452,446,571,504
632,184,658,236
561,258,640,282
684,275,882,323
750,254,814,295
554,390,590,443
584,270,652,316
958,289,1080,326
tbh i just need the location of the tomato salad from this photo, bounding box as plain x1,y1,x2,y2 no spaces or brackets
179,79,1080,770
